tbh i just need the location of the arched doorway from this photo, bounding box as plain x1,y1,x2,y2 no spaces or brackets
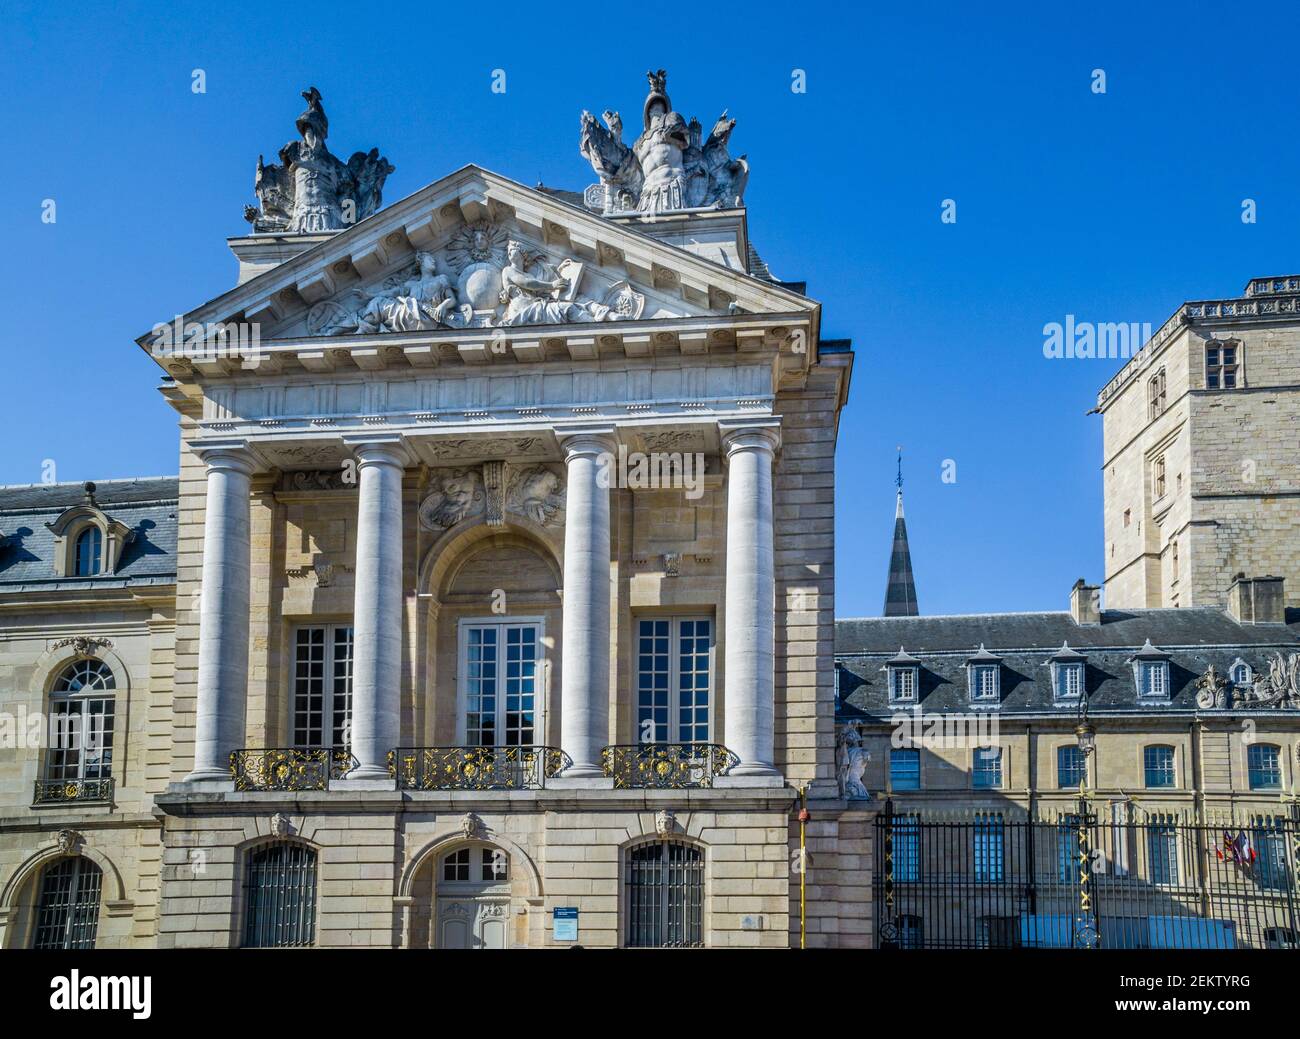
433,843,512,949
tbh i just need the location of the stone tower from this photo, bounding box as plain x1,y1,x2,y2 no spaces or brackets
1096,275,1300,609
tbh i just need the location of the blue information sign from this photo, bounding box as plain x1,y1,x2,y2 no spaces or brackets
553,906,579,941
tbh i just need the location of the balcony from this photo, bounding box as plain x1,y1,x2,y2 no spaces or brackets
229,748,357,792
33,777,115,805
601,743,739,789
388,746,571,790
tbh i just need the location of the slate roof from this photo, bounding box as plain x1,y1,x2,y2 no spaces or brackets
836,608,1300,719
0,477,179,591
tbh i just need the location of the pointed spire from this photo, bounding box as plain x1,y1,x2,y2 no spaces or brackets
884,447,919,617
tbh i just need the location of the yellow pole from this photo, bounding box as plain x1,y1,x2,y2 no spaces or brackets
798,784,807,949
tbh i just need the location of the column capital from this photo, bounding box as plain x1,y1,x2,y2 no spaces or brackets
718,418,782,457
342,433,412,469
554,424,618,459
191,438,258,476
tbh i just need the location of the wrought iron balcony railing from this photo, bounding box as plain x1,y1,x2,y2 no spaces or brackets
230,748,358,792
33,777,115,805
388,745,571,790
601,743,739,789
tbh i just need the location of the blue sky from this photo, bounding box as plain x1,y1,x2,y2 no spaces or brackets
2,0,1296,617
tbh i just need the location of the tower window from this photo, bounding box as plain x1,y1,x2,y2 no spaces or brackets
1147,368,1167,419
1206,341,1238,389
1153,456,1166,499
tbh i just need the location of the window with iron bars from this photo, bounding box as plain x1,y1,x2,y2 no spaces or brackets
624,840,704,948
31,857,102,949
242,842,318,948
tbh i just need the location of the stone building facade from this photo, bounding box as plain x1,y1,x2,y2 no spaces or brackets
1097,276,1300,610
0,77,856,949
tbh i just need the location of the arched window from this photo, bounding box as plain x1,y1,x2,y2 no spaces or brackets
242,843,317,948
624,840,704,948
73,526,103,577
31,857,103,949
1230,659,1253,686
43,659,115,801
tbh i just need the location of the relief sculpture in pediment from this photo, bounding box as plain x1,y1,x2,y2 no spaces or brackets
305,220,645,334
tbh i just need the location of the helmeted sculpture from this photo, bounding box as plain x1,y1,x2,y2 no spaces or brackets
244,87,394,233
579,69,749,214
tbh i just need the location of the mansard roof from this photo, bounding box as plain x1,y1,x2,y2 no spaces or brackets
836,607,1300,718
0,477,178,591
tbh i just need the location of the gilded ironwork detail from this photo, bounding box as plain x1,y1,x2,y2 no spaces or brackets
600,743,739,789
229,748,357,792
388,746,570,790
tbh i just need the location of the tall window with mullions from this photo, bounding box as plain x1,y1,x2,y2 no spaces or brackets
292,626,354,751
47,658,115,786
636,617,712,744
243,843,317,948
624,840,704,948
31,857,103,949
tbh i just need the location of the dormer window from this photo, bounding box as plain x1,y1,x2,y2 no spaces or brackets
883,648,921,705
44,483,135,579
1129,639,1171,701
966,645,1001,705
1047,643,1086,703
1229,658,1253,686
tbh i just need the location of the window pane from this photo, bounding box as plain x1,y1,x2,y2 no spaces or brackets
890,749,920,791
1248,744,1281,790
1144,746,1175,788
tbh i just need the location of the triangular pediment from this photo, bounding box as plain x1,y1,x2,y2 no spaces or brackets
142,167,816,357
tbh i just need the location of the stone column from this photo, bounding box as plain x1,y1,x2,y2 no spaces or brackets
719,419,782,777
187,440,256,782
344,435,408,781
556,426,617,778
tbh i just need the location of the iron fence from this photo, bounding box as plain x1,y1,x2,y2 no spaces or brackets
874,798,1300,950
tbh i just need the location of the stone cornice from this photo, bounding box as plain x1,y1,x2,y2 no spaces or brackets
153,785,798,817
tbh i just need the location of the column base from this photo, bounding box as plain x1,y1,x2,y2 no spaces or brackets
547,775,615,790
178,776,236,792
333,772,397,791
714,773,787,789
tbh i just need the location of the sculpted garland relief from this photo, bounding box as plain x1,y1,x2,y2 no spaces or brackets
420,462,565,532
306,221,647,335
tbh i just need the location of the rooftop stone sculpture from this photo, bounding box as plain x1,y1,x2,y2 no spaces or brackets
579,69,748,215
243,87,394,233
